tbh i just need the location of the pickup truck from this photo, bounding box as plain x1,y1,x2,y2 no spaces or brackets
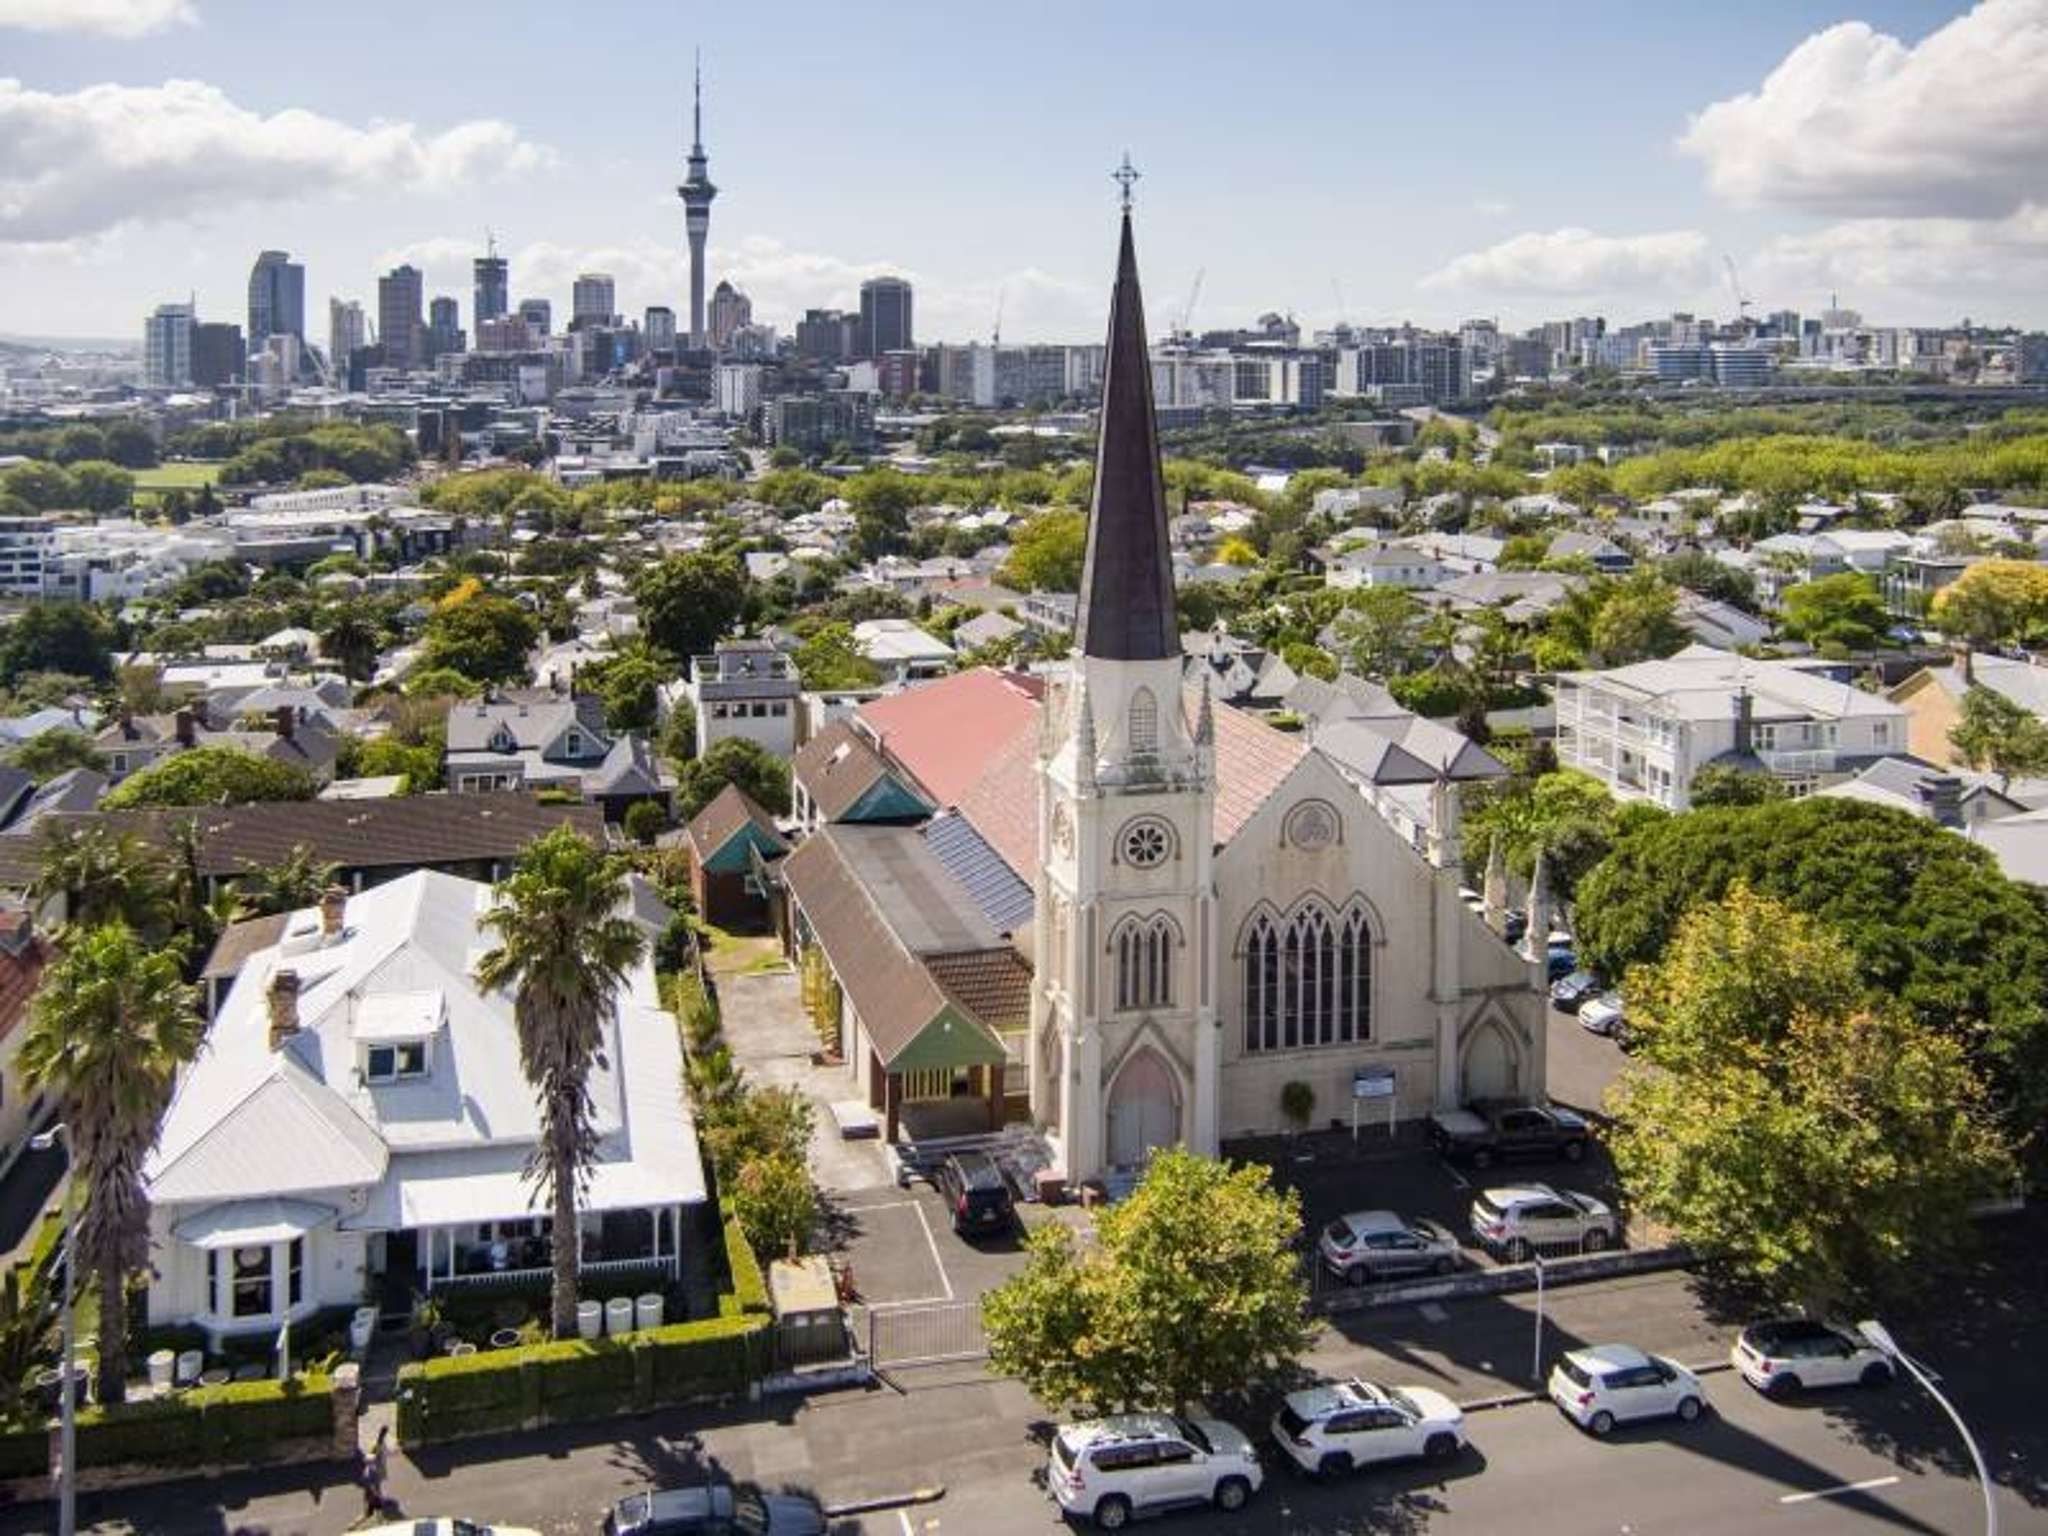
1429,1102,1591,1168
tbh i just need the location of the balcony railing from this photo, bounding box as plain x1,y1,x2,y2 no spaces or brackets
1757,746,1836,775
434,1254,673,1294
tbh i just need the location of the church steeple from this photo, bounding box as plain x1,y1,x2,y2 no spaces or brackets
1076,179,1178,663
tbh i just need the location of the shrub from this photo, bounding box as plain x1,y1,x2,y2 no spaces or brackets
722,1201,770,1317
0,1422,48,1478
67,1374,333,1469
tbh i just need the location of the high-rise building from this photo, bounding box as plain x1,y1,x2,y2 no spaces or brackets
247,250,306,366
796,308,855,363
709,280,751,351
191,322,245,387
571,273,617,329
427,296,465,360
328,299,366,376
473,250,509,326
716,362,763,419
517,298,552,336
377,265,425,369
858,276,913,359
644,306,678,354
143,302,195,387
475,315,533,353
677,54,718,347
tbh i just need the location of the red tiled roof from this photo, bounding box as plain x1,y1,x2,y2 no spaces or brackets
1210,695,1310,844
857,669,1045,808
953,725,1042,879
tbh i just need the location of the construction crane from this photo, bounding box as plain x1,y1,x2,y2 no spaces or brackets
1723,254,1755,319
1177,267,1205,340
992,287,1005,347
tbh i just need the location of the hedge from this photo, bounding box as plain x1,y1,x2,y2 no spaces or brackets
397,1315,767,1446
722,1202,769,1317
0,1374,336,1480
0,1423,46,1480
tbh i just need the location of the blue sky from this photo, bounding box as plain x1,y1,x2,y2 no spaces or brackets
2,0,2044,342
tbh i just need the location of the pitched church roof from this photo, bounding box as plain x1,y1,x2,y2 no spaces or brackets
1076,212,1179,663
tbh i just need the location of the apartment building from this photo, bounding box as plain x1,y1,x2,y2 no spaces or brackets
1556,644,1908,808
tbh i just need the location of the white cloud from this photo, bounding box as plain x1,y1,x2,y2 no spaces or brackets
1751,203,2048,309
1680,0,2048,219
0,0,193,37
378,232,1100,340
1419,227,1710,296
0,78,553,247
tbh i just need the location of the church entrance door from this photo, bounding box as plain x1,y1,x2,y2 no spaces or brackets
1106,1047,1181,1170
1461,1019,1520,1102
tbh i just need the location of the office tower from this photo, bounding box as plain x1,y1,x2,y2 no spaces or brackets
191,322,246,387
517,298,552,336
709,280,751,350
328,299,366,374
474,248,509,325
677,53,718,346
427,296,465,359
858,276,913,359
571,273,616,328
143,302,195,387
247,250,306,365
645,306,677,354
475,315,533,353
796,308,854,363
378,264,425,369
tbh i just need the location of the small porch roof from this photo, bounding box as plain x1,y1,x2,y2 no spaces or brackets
341,1142,707,1232
174,1196,336,1249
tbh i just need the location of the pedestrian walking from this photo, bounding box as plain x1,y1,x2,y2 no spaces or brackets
359,1424,389,1518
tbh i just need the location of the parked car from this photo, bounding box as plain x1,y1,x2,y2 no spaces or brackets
1548,1344,1705,1436
1578,992,1625,1037
1047,1413,1263,1529
1430,1102,1590,1168
933,1149,1016,1238
603,1481,828,1535
1545,944,1577,982
1733,1319,1893,1398
367,1524,539,1536
1317,1210,1462,1286
1550,969,1603,1011
1470,1184,1617,1260
1271,1379,1466,1477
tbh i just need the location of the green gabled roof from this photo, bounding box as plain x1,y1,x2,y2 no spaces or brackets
887,1003,1009,1073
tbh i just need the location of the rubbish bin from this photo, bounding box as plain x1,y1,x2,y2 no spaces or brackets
349,1306,378,1356
604,1297,634,1336
635,1293,663,1333
175,1350,203,1386
148,1350,175,1395
576,1299,602,1340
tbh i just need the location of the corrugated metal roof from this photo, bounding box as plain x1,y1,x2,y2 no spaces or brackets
922,812,1034,935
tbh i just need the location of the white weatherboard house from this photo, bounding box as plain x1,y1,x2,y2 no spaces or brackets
143,872,705,1344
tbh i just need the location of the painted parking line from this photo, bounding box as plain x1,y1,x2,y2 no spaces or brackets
1439,1161,1471,1190
838,1198,956,1305
1777,1475,1901,1505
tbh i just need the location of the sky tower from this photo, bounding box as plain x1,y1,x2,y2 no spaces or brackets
678,53,718,349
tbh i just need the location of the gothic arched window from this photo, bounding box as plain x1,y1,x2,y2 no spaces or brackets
1127,687,1159,757
1113,914,1177,1012
1243,899,1373,1051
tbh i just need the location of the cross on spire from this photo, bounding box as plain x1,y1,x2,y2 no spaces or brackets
1113,152,1140,212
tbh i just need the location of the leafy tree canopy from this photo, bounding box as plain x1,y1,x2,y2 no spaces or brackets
1931,560,2048,652
1778,573,1890,654
1685,764,1786,808
420,593,540,684
791,622,880,692
102,746,317,810
5,728,107,781
632,552,746,661
676,736,792,822
0,603,119,684
997,509,1086,594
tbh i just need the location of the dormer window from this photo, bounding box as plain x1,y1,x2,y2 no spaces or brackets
489,728,514,753
564,729,586,757
365,1039,428,1083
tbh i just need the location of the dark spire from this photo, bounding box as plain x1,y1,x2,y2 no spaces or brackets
1076,203,1178,662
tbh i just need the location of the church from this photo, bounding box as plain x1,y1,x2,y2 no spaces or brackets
778,202,1549,1189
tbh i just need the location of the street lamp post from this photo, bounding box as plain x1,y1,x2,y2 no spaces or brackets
1858,1318,1997,1536
31,1124,76,1536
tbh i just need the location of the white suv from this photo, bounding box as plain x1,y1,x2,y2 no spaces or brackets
1549,1344,1705,1435
1470,1184,1616,1260
1271,1379,1467,1477
1734,1318,1894,1397
1047,1414,1262,1529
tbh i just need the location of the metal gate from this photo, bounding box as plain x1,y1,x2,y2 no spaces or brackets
865,1300,988,1368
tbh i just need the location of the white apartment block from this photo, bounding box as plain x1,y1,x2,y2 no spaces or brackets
1555,644,1908,809
44,522,236,602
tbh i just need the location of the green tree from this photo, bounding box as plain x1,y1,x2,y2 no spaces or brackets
232,844,339,916
729,1151,816,1264
1463,768,1619,905
421,594,541,684
473,827,648,1338
1607,888,2015,1307
0,603,118,684
317,610,381,684
676,737,791,822
1930,559,2048,651
31,825,172,935
20,923,201,1403
1330,587,1424,678
0,460,77,511
632,553,746,660
1280,641,1338,682
997,509,1086,593
404,665,485,700
1949,686,2048,786
847,470,921,559
1685,765,1785,808
102,747,317,810
6,728,107,781
792,623,880,691
1778,573,1889,654
982,1149,1312,1414
336,733,443,792
623,798,669,845
1574,797,2048,1136
1587,572,1688,666
67,460,135,513
580,648,668,734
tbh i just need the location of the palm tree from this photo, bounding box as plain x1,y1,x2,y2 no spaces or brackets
317,611,380,685
20,923,201,1404
234,844,339,917
473,826,647,1339
30,824,171,936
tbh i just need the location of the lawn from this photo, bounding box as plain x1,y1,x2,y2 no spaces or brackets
691,918,787,978
132,461,224,490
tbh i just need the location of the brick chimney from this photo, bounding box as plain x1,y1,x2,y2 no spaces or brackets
173,708,196,747
274,704,295,740
320,884,348,940
267,968,301,1050
1915,773,1964,830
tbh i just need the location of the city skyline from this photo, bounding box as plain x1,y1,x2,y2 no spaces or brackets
2,0,2046,343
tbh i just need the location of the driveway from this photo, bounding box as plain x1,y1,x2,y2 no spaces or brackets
713,969,892,1195
1546,1000,1628,1116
